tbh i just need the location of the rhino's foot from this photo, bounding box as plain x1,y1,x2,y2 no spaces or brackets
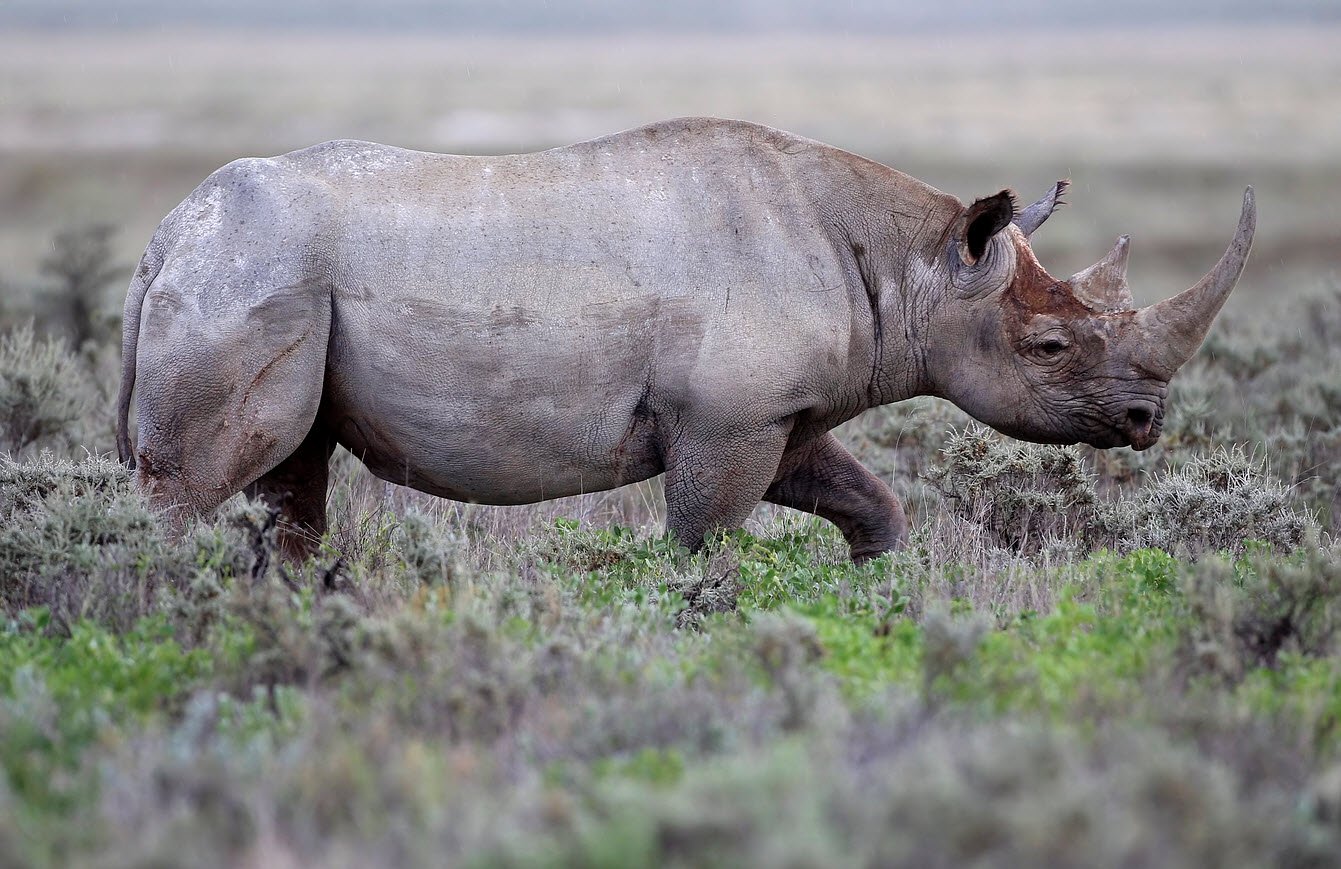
764,432,907,563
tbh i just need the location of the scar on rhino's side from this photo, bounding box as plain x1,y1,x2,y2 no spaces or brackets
241,332,310,409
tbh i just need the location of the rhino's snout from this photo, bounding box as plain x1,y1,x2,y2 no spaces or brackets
1119,401,1163,451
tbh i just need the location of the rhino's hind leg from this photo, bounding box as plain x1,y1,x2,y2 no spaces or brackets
662,421,792,552
244,420,337,562
132,280,332,538
764,432,907,562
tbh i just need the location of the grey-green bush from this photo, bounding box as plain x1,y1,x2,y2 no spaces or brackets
1180,545,1341,682
924,428,1316,558
0,454,265,635
38,223,124,350
0,325,90,456
925,424,1099,553
1105,446,1315,557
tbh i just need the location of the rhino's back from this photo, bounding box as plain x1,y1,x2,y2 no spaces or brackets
284,117,837,302
166,119,862,502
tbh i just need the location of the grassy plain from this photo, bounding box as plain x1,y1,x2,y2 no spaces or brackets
0,24,1339,867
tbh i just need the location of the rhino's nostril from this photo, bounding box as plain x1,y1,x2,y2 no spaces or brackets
1126,406,1153,428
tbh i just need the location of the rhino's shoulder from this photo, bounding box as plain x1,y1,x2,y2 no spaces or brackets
569,116,824,157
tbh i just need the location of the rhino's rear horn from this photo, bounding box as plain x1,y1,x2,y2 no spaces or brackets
961,190,1016,264
1068,235,1134,312
1015,179,1070,238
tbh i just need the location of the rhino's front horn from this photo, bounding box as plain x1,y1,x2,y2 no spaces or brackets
1135,187,1257,378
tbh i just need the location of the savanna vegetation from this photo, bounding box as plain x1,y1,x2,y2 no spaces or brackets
0,217,1338,866
2,22,1340,868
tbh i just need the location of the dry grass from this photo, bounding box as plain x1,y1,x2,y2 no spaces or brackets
322,449,667,572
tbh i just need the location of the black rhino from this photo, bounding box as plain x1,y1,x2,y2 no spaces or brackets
116,117,1255,561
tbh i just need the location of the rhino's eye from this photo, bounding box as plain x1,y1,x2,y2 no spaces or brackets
1030,335,1073,361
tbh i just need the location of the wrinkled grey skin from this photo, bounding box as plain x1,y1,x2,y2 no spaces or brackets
116,117,1255,561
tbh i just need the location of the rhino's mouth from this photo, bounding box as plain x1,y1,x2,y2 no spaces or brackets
1100,402,1163,451
1124,429,1161,451
1084,429,1134,450
1078,404,1163,451
1001,398,1163,450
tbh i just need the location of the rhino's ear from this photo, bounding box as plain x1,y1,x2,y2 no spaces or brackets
1015,180,1069,238
960,190,1016,265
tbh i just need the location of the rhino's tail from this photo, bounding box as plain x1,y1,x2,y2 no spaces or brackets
116,235,165,469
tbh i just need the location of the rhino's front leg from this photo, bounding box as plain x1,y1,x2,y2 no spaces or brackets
662,420,793,552
764,432,907,562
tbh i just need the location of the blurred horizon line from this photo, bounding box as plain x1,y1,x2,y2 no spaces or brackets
5,0,1337,35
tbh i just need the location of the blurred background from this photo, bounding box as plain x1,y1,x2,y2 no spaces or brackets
0,0,1338,327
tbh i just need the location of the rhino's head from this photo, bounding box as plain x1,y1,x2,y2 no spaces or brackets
921,182,1256,450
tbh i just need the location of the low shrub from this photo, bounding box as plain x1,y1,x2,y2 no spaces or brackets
1105,447,1315,557
0,454,267,636
925,424,1099,553
38,223,124,351
1180,545,1341,683
924,428,1315,559
0,325,90,456
83,710,1334,868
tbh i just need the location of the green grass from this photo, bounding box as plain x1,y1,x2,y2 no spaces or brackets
0,507,1337,865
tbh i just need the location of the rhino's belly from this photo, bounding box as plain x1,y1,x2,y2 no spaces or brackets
322,316,665,504
329,401,662,504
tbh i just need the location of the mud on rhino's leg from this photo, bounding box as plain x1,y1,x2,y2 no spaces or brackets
661,420,793,552
764,432,907,562
244,420,337,562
